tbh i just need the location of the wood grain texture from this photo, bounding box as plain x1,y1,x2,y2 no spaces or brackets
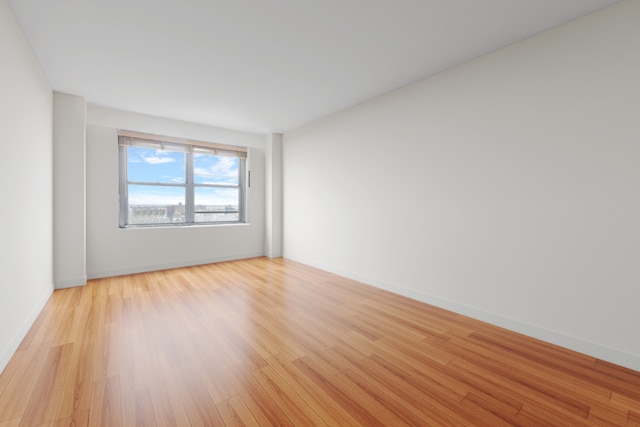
0,257,638,426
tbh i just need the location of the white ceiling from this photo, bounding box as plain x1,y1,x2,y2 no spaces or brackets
9,0,618,134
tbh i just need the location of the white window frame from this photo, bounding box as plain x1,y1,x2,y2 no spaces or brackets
118,130,248,228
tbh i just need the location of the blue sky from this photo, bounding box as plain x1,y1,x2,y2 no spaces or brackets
127,147,239,206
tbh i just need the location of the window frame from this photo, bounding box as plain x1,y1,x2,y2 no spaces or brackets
118,131,248,228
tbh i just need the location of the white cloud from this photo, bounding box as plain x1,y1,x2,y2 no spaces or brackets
144,156,175,165
194,156,237,178
128,185,184,205
129,189,236,206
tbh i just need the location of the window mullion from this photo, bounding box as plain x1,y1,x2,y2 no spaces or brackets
186,148,195,223
118,143,128,226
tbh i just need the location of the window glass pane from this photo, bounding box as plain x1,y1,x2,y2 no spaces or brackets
127,146,185,184
194,187,240,222
127,185,186,224
193,153,239,185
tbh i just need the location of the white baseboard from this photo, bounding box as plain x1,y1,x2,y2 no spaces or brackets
54,276,87,289
87,252,265,279
0,287,53,376
285,255,640,373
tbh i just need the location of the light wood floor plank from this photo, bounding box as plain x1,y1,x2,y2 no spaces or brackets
0,343,50,423
0,418,20,427
0,257,638,426
217,395,260,427
264,354,362,427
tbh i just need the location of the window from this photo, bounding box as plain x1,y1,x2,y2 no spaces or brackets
118,130,248,227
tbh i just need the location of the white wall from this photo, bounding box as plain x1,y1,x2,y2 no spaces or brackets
0,0,53,373
86,106,267,278
53,92,86,288
283,0,640,371
265,133,283,258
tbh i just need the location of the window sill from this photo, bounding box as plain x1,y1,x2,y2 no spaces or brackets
119,222,250,230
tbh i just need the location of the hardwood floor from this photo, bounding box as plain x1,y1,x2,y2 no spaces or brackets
0,257,639,426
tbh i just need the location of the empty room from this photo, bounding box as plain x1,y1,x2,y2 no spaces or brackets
1,0,639,425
